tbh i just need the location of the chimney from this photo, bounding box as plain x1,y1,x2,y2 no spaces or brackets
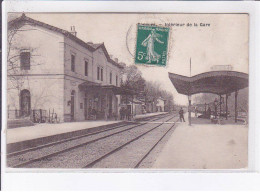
70,26,77,36
114,58,118,63
109,55,113,59
87,42,93,45
119,62,126,68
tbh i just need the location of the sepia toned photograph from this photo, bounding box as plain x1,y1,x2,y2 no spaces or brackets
5,12,249,169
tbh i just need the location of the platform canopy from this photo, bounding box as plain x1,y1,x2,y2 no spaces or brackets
168,71,249,95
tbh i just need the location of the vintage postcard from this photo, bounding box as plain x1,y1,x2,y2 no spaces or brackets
4,12,249,170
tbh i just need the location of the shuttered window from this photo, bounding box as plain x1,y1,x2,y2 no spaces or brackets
85,61,88,76
97,66,100,80
71,54,75,72
101,68,103,81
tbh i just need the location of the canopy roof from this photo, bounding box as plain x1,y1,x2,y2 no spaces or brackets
168,71,248,95
78,81,136,95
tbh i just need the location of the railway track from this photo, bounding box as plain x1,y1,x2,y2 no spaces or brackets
8,113,172,168
7,113,168,158
134,122,175,168
85,116,178,168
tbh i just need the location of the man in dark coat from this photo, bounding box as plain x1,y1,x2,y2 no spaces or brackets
207,107,211,119
126,107,131,121
179,107,185,122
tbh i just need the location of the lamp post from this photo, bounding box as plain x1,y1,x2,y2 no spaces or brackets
225,94,229,120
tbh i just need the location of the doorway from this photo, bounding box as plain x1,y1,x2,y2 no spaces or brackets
84,96,88,120
108,95,113,117
71,90,75,121
20,89,31,117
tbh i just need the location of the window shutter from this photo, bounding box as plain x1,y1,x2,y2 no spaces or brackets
20,52,30,70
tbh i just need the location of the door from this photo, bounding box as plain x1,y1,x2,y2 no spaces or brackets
71,90,75,121
84,97,88,120
109,95,113,117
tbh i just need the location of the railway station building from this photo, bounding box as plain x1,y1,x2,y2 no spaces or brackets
7,14,133,123
156,97,165,112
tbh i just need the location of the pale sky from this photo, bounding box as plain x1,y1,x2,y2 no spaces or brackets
11,13,249,105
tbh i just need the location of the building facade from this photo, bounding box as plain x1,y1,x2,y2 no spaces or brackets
7,14,128,122
156,97,165,112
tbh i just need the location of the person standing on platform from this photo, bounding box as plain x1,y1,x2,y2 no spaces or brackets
104,107,108,121
119,107,124,120
195,106,198,117
92,108,97,120
179,107,185,122
127,107,131,121
207,107,211,119
123,107,126,120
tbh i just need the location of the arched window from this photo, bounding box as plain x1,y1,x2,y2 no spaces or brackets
20,89,31,116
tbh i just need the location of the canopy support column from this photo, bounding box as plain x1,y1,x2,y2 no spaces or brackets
235,91,238,123
132,95,134,120
219,95,222,117
105,92,108,121
226,94,228,120
188,95,191,126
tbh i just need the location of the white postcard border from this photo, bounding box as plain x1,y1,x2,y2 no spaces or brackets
1,0,260,190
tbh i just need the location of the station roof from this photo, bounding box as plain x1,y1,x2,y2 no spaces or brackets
168,71,249,95
8,14,124,69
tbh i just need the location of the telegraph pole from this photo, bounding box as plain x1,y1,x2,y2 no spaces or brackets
235,91,238,123
188,58,192,126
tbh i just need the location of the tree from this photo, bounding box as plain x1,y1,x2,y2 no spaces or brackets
143,81,174,112
121,65,175,112
7,15,46,116
8,16,42,93
121,65,145,103
121,65,145,92
160,90,174,112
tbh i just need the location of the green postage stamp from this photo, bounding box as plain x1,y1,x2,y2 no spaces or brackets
135,24,170,66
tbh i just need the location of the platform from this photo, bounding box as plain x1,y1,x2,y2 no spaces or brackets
153,113,248,169
134,112,168,120
6,112,167,153
6,120,122,144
